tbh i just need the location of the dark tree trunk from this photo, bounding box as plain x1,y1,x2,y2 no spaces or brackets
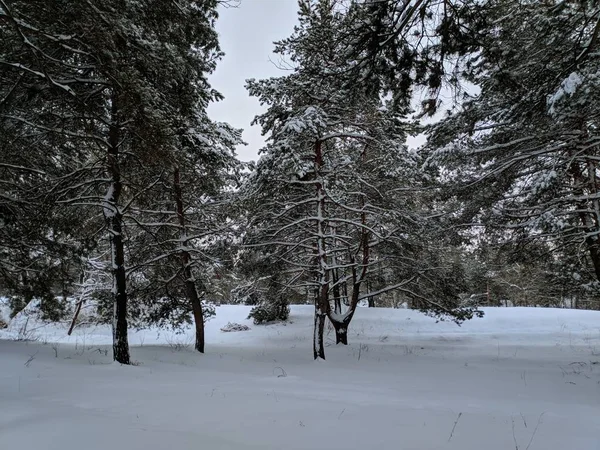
332,267,342,314
112,230,130,365
186,279,205,353
313,139,328,360
106,102,130,365
313,304,327,360
586,236,600,282
333,321,348,345
568,141,600,284
174,167,205,353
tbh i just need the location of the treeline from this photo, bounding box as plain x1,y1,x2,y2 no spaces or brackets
1,0,599,362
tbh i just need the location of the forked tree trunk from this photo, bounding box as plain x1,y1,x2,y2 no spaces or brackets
105,99,130,365
326,146,370,346
173,167,205,353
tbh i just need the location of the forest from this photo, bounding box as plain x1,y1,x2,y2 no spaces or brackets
1,0,600,366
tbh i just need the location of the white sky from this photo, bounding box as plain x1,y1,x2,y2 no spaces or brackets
207,0,300,162
206,0,440,162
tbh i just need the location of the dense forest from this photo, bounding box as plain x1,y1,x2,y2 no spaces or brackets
1,0,599,363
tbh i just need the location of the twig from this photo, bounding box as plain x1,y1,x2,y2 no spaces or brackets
512,416,519,450
24,351,38,367
448,412,462,442
273,366,287,378
338,408,346,420
520,412,527,428
67,298,84,335
525,413,545,450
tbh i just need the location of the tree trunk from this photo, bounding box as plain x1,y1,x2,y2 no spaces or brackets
313,139,328,360
333,267,342,314
186,278,205,353
367,280,374,307
333,321,348,345
313,303,327,360
568,136,600,284
106,98,130,365
174,167,205,353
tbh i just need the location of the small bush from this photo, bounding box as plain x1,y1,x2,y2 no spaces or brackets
248,297,290,325
39,295,70,322
8,296,27,318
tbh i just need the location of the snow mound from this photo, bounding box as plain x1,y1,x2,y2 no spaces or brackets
220,322,251,332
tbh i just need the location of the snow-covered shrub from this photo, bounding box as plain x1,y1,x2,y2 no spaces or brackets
220,322,250,332
7,294,69,323
38,295,70,322
248,297,290,325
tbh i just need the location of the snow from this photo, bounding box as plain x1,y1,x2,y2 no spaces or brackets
547,72,583,116
102,184,116,218
1,306,599,450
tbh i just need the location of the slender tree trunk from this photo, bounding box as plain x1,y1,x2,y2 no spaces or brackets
313,140,328,360
332,268,342,314
367,281,374,307
331,223,342,314
313,291,327,360
173,167,205,353
105,98,129,365
67,299,83,336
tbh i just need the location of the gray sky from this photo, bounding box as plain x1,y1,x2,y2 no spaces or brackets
207,0,300,162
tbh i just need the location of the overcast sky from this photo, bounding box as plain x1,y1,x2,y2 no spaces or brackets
207,0,300,162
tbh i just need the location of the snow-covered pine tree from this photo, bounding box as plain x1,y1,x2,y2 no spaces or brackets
427,0,600,303
125,117,242,352
244,0,480,359
0,0,241,361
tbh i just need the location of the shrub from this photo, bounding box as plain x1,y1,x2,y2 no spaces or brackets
248,297,290,324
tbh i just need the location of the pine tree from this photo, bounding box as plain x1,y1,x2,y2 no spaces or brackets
427,0,600,302
244,0,480,359
1,0,241,360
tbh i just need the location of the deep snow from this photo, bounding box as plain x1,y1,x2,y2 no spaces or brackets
1,305,599,449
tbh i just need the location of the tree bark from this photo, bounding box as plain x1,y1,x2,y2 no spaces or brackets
332,321,348,345
332,268,342,314
569,158,600,282
313,301,327,360
173,167,205,353
313,139,329,360
106,98,129,365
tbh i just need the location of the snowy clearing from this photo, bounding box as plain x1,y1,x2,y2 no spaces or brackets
1,306,599,450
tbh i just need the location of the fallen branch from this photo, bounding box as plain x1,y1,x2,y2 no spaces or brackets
448,412,462,442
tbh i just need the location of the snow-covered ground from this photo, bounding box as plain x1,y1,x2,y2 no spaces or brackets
1,305,599,449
